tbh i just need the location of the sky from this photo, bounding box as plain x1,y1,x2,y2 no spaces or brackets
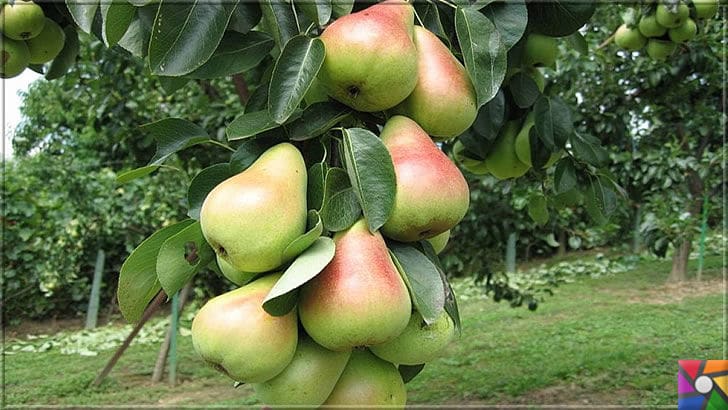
2,70,42,159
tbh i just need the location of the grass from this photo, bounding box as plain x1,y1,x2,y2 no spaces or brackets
3,254,724,407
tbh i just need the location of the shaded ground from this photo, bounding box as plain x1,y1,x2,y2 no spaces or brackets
3,254,723,407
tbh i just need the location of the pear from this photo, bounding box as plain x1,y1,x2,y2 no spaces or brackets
200,143,307,273
484,120,530,180
191,273,298,383
522,33,558,67
0,0,45,40
656,3,689,28
427,230,450,255
216,254,258,286
26,18,65,64
513,114,561,168
693,0,718,19
317,0,418,112
253,335,351,406
614,24,647,51
638,15,668,38
370,311,455,365
323,350,407,408
669,18,697,43
1,36,30,78
395,26,476,140
646,39,677,61
299,219,412,351
380,116,470,242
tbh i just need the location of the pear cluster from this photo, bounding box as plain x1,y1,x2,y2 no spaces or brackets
0,0,65,78
614,0,719,61
191,1,477,406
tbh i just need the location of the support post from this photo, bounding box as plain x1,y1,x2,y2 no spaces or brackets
168,291,179,386
697,195,710,281
86,249,105,329
506,232,517,273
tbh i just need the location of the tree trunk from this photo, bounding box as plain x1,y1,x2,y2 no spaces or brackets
152,284,192,383
557,230,567,257
669,239,691,282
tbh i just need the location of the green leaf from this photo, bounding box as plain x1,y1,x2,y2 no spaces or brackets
320,167,362,232
141,118,210,165
46,26,80,80
583,175,617,225
399,364,426,384
226,110,281,141
482,0,527,50
156,221,215,297
416,241,461,332
455,7,507,108
471,89,506,146
281,210,324,263
389,243,446,325
158,76,190,95
100,0,135,47
260,0,298,50
287,102,351,141
66,0,99,33
148,0,238,76
229,137,282,173
570,132,609,167
527,194,549,225
115,165,160,184
527,1,596,37
263,237,335,316
307,162,328,211
185,31,274,79
533,96,573,151
298,0,332,26
187,164,233,220
268,36,325,124
331,0,354,17
509,72,540,109
566,31,588,55
118,220,194,322
228,2,262,34
342,128,396,232
553,158,577,194
413,1,448,44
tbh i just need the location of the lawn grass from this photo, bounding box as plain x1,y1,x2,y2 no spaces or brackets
3,254,724,407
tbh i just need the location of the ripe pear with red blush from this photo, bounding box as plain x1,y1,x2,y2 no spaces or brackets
191,273,298,383
299,219,411,351
380,116,470,242
317,0,418,112
395,26,477,140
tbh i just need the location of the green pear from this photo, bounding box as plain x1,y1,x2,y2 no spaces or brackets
484,120,530,180
380,116,470,242
370,311,455,365
216,254,258,286
693,0,718,19
26,18,64,64
1,36,29,78
191,273,298,383
453,141,489,175
638,14,668,38
253,335,351,406
669,18,697,43
427,230,450,255
317,0,418,112
656,3,689,28
200,143,307,273
646,39,677,61
522,34,558,67
0,0,45,40
615,24,647,51
394,26,476,140
513,114,562,168
299,219,412,351
323,349,407,408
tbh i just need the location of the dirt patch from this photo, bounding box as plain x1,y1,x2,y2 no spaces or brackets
508,383,637,406
623,278,724,305
3,317,88,340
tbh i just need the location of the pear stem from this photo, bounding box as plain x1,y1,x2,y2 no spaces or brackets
207,140,236,153
434,0,457,10
597,31,616,50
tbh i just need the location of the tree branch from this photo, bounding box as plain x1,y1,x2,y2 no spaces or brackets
232,74,250,105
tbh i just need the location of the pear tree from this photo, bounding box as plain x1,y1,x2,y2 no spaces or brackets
5,0,721,406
